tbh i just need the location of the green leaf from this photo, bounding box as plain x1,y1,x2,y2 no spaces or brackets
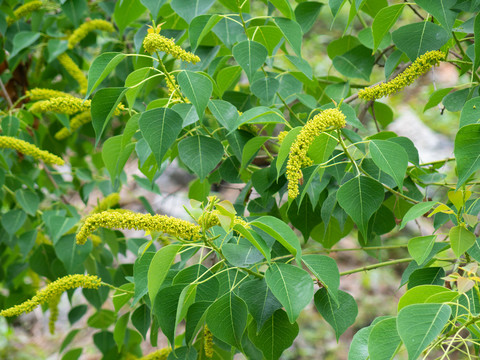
265,263,314,323
247,26,283,56
216,66,242,96
133,252,155,304
370,140,408,190
113,283,135,312
251,76,279,104
368,317,401,360
114,0,146,34
177,70,213,119
189,15,221,51
178,135,224,180
314,288,358,341
397,303,451,360
459,97,480,128
450,225,476,258
61,348,82,360
372,4,405,53
274,17,303,58
68,305,88,325
173,264,219,302
232,40,268,82
153,284,184,346
92,87,128,144
408,267,445,289
171,0,215,23
424,87,453,112
286,55,313,80
125,67,152,110
2,209,26,236
337,176,384,239
113,312,129,349
270,0,294,19
287,196,322,241
86,53,126,98
60,329,81,352
474,13,480,71
400,201,436,229
276,127,302,177
408,235,436,265
250,216,302,264
238,278,282,332
132,304,151,340
294,2,323,34
140,0,167,18
11,32,41,58
332,45,374,81
398,285,458,311
55,234,92,273
15,189,39,216
61,0,87,27
454,124,480,187
302,254,340,305
147,244,182,304
348,326,371,360
241,136,269,169
87,309,116,329
415,0,457,32
208,100,239,132
139,108,184,168
1,115,19,136
232,223,272,263
206,292,248,348
392,22,450,61
236,107,285,129
248,310,299,360
102,135,135,184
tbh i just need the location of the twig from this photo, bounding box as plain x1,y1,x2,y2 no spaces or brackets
0,77,13,109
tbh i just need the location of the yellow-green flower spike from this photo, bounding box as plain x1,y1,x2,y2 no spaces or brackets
7,1,43,25
57,53,88,94
204,325,214,358
277,131,289,144
30,97,91,115
166,76,183,102
54,111,92,140
0,135,65,165
143,33,201,64
0,274,101,317
48,293,60,334
26,88,74,101
287,108,346,199
68,19,115,49
91,193,120,214
139,348,171,360
198,210,250,230
358,50,445,101
76,210,202,245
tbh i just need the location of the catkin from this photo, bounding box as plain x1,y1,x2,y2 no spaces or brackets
0,135,64,165
26,88,74,101
57,53,88,94
30,97,91,115
204,325,214,358
287,108,346,199
138,348,171,360
91,193,120,214
76,210,202,245
54,111,92,140
48,293,60,334
7,1,43,25
68,19,115,49
143,33,200,63
0,274,101,317
358,50,445,101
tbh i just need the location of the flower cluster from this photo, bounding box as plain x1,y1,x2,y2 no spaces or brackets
48,293,60,334
0,135,64,165
358,50,445,101
0,274,101,317
76,210,202,245
166,76,183,102
204,325,214,358
198,210,250,230
54,111,92,140
68,19,115,49
139,348,171,360
57,53,88,94
26,88,73,101
91,193,120,214
287,108,346,198
277,130,289,144
30,97,91,115
7,1,43,25
143,33,200,63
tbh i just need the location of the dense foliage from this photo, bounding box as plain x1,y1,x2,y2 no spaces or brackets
1,0,480,359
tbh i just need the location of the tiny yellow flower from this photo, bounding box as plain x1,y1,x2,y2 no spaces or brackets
91,193,120,214
26,88,74,101
277,131,289,144
143,33,201,64
57,53,88,94
358,50,445,101
76,210,202,245
0,135,64,165
138,348,171,360
54,111,92,140
7,1,43,25
287,108,346,199
204,325,214,358
0,274,101,317
68,19,115,49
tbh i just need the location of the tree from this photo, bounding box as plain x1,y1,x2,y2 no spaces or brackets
0,0,479,359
